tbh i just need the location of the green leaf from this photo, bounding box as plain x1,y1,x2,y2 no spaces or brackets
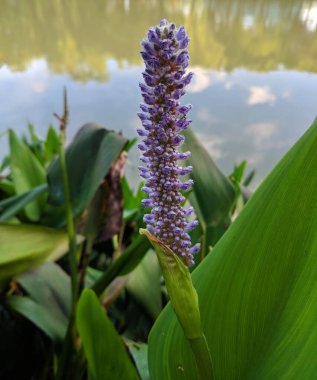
44,125,60,162
128,342,150,380
76,289,139,380
45,123,127,227
16,262,71,319
148,118,317,379
126,250,162,319
8,296,67,341
230,160,247,184
9,129,46,221
92,234,151,296
0,184,48,222
7,263,71,341
0,178,14,195
182,129,235,229
182,130,236,256
0,224,82,287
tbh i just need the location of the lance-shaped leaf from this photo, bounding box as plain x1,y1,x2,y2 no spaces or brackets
9,130,46,221
141,229,213,380
182,129,235,228
76,289,139,380
148,118,317,380
182,130,236,255
0,224,83,287
8,263,71,341
0,184,48,222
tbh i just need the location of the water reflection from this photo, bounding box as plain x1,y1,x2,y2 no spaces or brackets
0,0,317,186
1,0,317,79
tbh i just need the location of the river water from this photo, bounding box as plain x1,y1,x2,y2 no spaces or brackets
1,0,317,186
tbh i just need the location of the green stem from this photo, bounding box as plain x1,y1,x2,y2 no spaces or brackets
55,129,79,380
58,131,78,311
55,316,76,380
189,334,214,380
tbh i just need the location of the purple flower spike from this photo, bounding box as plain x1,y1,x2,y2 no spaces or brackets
138,20,200,266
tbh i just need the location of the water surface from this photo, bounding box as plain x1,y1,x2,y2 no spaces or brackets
1,0,317,186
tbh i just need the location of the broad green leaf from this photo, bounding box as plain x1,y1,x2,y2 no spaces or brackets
45,123,127,227
76,289,139,380
8,262,71,341
9,129,46,221
126,250,162,319
92,234,151,296
8,296,66,341
0,184,48,222
182,129,235,229
0,224,82,287
148,118,317,380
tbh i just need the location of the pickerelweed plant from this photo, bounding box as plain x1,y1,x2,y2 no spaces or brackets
137,19,200,267
138,20,214,380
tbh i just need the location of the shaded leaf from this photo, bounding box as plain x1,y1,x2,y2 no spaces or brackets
16,262,71,319
126,250,162,319
46,123,127,227
92,234,150,296
128,342,150,380
8,263,71,341
8,296,66,341
0,177,14,196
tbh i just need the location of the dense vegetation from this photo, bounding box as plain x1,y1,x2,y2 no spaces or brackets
0,91,254,379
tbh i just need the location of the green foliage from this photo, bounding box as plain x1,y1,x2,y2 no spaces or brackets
0,224,79,288
182,129,237,257
4,109,308,380
7,263,72,341
126,249,162,319
92,234,151,296
148,119,317,379
128,342,150,380
0,184,48,222
77,289,139,380
45,123,128,227
9,129,47,221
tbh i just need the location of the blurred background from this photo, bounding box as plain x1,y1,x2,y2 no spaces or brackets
0,0,317,186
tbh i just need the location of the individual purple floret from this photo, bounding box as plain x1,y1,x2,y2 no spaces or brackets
138,19,200,266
